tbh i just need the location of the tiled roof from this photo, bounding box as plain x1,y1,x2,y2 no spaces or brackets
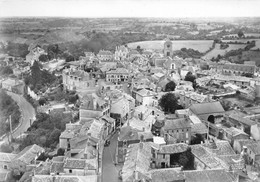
98,50,113,55
0,152,17,162
222,127,249,138
85,158,98,170
150,168,185,182
50,162,64,173
184,169,234,182
88,119,105,140
228,114,257,126
164,118,191,130
122,142,152,182
159,143,189,154
217,154,244,170
32,175,98,182
180,91,208,103
207,140,236,156
191,123,208,134
106,68,129,74
64,158,86,169
189,101,224,115
13,144,44,164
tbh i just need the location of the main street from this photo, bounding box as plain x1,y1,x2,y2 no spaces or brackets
102,131,121,182
3,92,36,140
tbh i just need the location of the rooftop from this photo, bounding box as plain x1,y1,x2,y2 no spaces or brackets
64,158,86,169
159,143,189,154
189,101,224,115
164,118,191,130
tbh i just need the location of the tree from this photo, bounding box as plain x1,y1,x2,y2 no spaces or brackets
65,55,75,62
237,30,244,38
38,98,47,106
38,54,49,62
57,148,65,156
0,66,13,75
31,61,42,89
165,81,176,92
159,93,179,114
184,72,196,83
220,100,232,111
179,147,195,170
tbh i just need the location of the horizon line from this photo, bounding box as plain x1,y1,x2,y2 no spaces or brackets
1,16,260,19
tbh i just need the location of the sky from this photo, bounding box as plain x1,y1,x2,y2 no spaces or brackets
0,0,260,18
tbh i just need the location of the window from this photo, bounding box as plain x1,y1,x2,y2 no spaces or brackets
177,130,179,133
163,154,165,159
3,165,7,169
69,169,72,173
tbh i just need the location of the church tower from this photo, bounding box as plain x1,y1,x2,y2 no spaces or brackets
163,39,173,57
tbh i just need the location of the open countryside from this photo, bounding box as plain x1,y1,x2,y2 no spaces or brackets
127,40,214,52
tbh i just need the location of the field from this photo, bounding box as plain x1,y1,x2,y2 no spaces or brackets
222,39,260,50
127,40,213,52
202,43,247,60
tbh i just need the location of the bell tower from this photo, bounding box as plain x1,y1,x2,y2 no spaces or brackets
164,39,173,57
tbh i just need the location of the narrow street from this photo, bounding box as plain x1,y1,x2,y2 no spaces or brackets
102,132,121,182
3,92,35,140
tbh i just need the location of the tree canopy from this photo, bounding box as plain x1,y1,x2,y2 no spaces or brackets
159,93,180,114
184,72,196,83
165,81,176,92
237,30,244,38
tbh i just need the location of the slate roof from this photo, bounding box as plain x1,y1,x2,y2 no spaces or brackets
13,144,44,164
184,169,234,182
159,143,189,154
189,101,224,115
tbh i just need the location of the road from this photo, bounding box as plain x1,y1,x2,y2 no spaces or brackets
3,92,36,140
102,132,121,182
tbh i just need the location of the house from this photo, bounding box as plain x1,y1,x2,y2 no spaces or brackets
115,46,129,61
225,113,257,136
150,168,185,182
215,63,257,76
134,88,157,107
152,143,189,168
117,126,153,163
79,93,110,122
0,171,11,182
162,117,191,144
11,144,45,173
26,46,46,64
245,142,260,166
106,68,130,84
233,139,256,154
121,142,152,182
62,68,96,92
221,127,249,145
179,91,211,108
0,152,17,171
32,175,98,182
97,50,114,61
189,101,225,123
110,93,132,126
183,169,237,182
1,78,24,94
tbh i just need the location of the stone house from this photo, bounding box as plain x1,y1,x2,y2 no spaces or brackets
0,152,17,171
62,68,96,91
97,50,114,61
11,144,45,173
179,91,210,108
106,68,130,84
162,117,191,144
115,46,129,61
151,143,189,168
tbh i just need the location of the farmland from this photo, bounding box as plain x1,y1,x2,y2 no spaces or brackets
127,40,214,52
202,43,247,60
